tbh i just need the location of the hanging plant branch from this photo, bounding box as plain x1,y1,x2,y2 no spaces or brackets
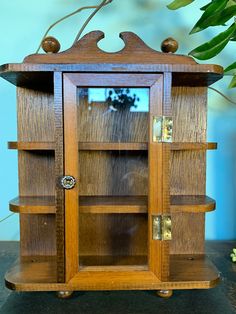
36,0,112,53
0,213,15,224
208,86,236,105
73,0,113,44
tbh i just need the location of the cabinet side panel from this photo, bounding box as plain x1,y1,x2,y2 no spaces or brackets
17,87,56,257
170,86,207,255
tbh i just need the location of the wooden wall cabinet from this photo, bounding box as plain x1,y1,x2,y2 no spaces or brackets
0,31,223,296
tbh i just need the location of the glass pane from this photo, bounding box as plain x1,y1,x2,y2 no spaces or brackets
77,87,149,269
77,88,149,143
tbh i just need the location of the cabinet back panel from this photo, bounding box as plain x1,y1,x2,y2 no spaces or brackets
18,151,55,197
171,212,205,254
172,86,207,143
17,87,55,141
79,214,148,257
77,95,148,143
170,86,207,255
170,151,206,195
20,214,56,256
79,151,148,196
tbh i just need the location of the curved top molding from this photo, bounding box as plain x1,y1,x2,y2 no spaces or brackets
24,30,197,65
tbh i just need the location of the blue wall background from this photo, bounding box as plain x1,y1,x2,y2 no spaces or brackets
0,0,235,240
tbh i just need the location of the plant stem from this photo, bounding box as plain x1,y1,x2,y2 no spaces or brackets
73,0,112,44
0,213,15,224
208,86,236,105
36,0,112,53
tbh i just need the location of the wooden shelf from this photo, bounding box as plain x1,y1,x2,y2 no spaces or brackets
78,142,148,151
5,256,57,286
5,254,220,291
80,195,215,213
8,142,55,150
170,195,215,213
80,196,147,213
8,141,217,151
171,142,217,151
9,195,215,214
79,255,148,271
78,142,217,151
9,196,56,214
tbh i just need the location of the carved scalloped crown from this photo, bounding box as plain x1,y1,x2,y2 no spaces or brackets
24,31,197,65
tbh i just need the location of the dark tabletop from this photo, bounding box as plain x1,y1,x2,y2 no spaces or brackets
0,241,236,314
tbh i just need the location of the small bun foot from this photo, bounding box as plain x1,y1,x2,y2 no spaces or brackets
57,291,74,299
157,290,173,298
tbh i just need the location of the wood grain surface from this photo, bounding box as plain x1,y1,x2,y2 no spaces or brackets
20,214,56,256
63,75,79,282
148,76,169,281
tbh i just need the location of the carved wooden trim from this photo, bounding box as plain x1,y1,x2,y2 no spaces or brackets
24,31,197,65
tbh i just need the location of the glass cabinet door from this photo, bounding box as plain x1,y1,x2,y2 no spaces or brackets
63,73,169,283
78,87,149,270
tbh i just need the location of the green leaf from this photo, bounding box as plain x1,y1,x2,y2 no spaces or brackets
230,21,236,41
189,23,236,60
224,62,236,75
200,0,234,11
167,0,194,10
225,0,236,8
190,0,229,34
230,27,236,40
216,6,236,24
230,35,236,40
200,2,212,11
229,75,236,88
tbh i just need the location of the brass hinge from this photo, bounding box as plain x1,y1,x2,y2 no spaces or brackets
153,116,173,143
152,215,172,241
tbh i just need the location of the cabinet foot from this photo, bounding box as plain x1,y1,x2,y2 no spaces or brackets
56,291,74,299
157,290,173,298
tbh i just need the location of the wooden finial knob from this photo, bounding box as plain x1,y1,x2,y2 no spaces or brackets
161,37,178,53
42,36,60,54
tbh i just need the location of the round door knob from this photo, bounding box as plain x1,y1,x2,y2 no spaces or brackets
60,175,76,190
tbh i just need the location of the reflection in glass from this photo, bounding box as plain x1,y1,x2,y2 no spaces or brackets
87,88,149,112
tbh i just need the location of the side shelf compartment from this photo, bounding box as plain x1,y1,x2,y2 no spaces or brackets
17,86,56,259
